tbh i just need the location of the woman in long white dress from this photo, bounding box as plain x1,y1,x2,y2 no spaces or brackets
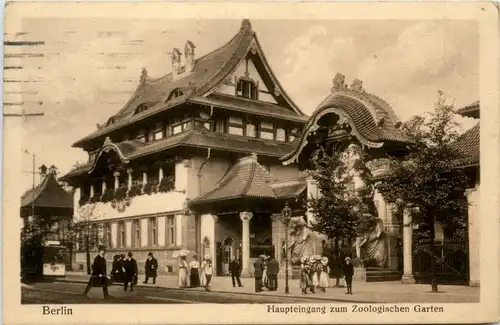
318,257,330,292
309,256,319,293
178,255,189,288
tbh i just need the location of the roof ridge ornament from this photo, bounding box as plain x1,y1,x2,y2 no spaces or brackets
350,78,364,92
104,136,113,145
331,73,347,93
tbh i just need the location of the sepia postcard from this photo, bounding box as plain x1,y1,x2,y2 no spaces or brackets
3,1,499,324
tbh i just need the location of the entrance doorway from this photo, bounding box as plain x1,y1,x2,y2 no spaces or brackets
222,236,234,275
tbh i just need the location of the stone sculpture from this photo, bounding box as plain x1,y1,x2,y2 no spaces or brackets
354,213,388,268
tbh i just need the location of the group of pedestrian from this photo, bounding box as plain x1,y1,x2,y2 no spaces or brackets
178,254,213,291
108,251,139,291
299,255,354,295
253,255,279,292
83,246,156,298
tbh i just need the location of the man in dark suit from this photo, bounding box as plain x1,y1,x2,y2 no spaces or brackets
266,256,280,291
82,246,110,298
229,258,243,287
143,252,158,284
123,252,138,292
253,256,264,292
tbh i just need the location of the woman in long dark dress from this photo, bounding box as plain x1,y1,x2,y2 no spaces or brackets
343,256,354,294
189,255,200,288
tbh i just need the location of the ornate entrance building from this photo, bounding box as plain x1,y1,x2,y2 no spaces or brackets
281,73,413,281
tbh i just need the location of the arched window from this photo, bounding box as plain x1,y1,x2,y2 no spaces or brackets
135,103,148,115
236,78,258,100
202,237,211,258
166,89,184,102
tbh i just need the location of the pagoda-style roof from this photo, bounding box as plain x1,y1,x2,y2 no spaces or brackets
456,101,480,119
61,127,298,180
20,172,73,217
189,154,306,209
281,73,409,165
452,123,479,167
73,19,305,148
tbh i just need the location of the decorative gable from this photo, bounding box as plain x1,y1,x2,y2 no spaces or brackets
215,55,278,104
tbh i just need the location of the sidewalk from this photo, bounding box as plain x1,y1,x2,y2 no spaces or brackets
59,271,479,303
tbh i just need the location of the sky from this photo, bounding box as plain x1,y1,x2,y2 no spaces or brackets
4,18,479,191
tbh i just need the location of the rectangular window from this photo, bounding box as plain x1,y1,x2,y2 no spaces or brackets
182,120,192,131
166,215,176,246
245,123,257,138
106,224,113,248
153,130,164,141
215,118,227,134
149,217,157,246
260,121,274,140
118,221,126,248
276,128,286,142
132,219,141,247
260,130,274,140
172,124,182,134
229,116,243,124
228,126,244,136
228,116,244,136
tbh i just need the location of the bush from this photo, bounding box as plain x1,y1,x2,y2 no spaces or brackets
101,188,114,203
158,176,175,193
143,180,158,195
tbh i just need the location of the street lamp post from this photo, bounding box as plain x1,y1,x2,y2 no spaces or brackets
281,202,292,294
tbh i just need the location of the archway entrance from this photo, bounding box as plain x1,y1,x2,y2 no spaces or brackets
222,236,235,275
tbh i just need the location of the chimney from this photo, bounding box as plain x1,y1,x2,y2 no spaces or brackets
184,41,196,73
39,164,48,182
172,48,182,77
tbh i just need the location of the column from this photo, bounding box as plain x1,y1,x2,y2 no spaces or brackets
90,184,95,198
240,211,253,277
467,187,480,287
401,210,415,284
305,176,318,226
142,172,147,192
113,171,120,189
159,166,164,182
127,168,133,190
101,178,107,194
271,214,282,266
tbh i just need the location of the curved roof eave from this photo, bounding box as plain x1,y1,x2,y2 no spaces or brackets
87,142,131,174
281,103,385,165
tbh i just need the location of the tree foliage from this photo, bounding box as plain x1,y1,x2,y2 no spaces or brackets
376,97,470,240
305,143,372,241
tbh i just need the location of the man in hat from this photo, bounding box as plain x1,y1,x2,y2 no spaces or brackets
143,252,158,284
266,255,280,291
82,246,111,299
123,252,138,292
253,255,265,292
229,257,243,288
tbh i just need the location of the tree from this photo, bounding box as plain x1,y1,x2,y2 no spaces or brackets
71,203,104,274
376,94,469,292
305,143,370,285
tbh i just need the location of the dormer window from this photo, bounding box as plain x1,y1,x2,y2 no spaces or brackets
236,78,258,100
135,103,148,115
166,89,184,102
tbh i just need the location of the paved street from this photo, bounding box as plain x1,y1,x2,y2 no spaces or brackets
21,273,480,304
22,281,332,304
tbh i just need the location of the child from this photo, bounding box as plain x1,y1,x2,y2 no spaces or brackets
299,256,311,294
318,257,330,292
344,256,354,294
308,256,318,293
